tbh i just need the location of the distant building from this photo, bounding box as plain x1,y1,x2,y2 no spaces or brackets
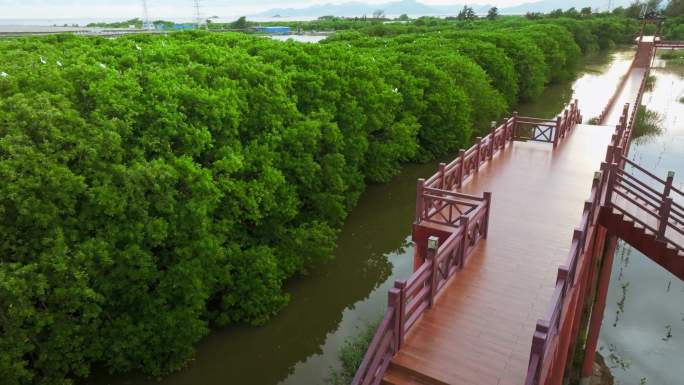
255,26,290,34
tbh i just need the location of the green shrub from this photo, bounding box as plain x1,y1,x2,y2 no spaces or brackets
0,15,642,384
325,319,380,385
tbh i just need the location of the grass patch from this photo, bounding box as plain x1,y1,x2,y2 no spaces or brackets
326,319,380,385
587,117,600,125
632,106,663,141
660,50,684,60
644,75,656,92
679,97,684,104
660,51,684,66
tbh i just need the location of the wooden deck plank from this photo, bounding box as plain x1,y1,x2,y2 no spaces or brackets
384,124,615,385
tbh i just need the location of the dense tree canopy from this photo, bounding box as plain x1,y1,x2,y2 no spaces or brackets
0,15,643,385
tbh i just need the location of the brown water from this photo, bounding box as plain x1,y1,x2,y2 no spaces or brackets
89,48,635,385
598,56,684,385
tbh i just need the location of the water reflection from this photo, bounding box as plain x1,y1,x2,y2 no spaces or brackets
269,34,329,43
598,57,684,385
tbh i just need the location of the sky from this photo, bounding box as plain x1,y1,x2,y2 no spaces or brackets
0,0,568,20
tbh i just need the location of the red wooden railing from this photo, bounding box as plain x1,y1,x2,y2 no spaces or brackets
351,200,491,385
515,100,582,147
606,158,684,252
655,41,684,49
523,49,669,385
354,100,583,385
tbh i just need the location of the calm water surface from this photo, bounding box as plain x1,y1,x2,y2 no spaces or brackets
91,48,635,385
598,57,684,385
269,34,329,43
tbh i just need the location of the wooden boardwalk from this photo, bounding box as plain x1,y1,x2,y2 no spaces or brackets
602,68,647,127
384,124,615,385
353,35,684,385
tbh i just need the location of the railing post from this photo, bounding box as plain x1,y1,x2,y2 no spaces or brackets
622,103,630,121
427,236,439,308
529,321,549,385
415,178,425,222
388,287,401,353
483,192,492,239
562,109,569,138
605,163,618,206
605,144,614,163
591,171,602,221
663,171,675,197
658,171,675,241
489,121,497,158
512,111,518,142
475,137,482,171
458,215,469,270
438,163,447,190
658,198,672,241
502,118,509,149
393,280,406,350
458,149,466,188
617,122,624,145
553,116,562,147
613,146,623,166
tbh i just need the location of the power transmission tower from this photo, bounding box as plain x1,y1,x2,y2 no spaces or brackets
141,0,153,29
194,0,204,29
607,0,613,12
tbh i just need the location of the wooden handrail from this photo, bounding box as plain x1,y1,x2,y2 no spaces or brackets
525,40,684,385
621,156,668,184
351,303,396,385
616,170,664,199
354,192,492,385
357,103,580,385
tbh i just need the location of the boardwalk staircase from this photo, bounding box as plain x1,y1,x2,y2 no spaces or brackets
598,156,684,279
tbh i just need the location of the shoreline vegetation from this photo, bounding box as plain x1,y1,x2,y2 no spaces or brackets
0,7,673,385
325,319,380,385
633,106,664,141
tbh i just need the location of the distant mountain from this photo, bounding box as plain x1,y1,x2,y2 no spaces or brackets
502,0,633,14
254,0,634,18
255,0,491,18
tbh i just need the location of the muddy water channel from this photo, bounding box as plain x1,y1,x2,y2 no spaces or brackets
597,57,684,385
91,48,634,385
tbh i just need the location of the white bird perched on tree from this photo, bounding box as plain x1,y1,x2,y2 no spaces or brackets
39,56,46,64
56,60,63,67
0,71,8,78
